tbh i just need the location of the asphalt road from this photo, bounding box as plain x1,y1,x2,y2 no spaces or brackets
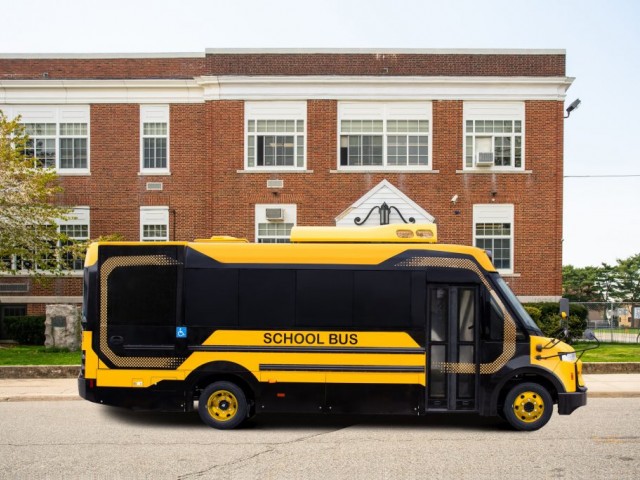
1,399,639,479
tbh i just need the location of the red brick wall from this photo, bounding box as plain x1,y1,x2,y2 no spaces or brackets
0,52,568,308
0,52,565,80
1,96,563,302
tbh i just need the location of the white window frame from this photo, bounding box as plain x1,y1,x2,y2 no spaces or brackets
140,207,169,241
1,207,90,273
140,105,170,175
245,102,307,171
58,207,90,271
2,105,90,175
337,102,432,171
473,204,514,274
463,102,525,171
254,204,297,243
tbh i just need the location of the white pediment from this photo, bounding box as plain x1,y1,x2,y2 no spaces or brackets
335,180,434,227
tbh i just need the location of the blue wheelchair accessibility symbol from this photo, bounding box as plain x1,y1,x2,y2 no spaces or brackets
176,327,187,338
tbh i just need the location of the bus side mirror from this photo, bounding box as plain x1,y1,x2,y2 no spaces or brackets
584,329,598,341
559,298,570,320
559,298,570,339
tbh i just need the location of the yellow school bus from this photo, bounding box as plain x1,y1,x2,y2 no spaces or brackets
78,223,587,430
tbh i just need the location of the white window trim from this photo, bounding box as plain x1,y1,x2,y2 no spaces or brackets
337,101,432,171
139,105,170,175
2,207,90,274
140,206,169,241
58,207,90,271
244,101,307,172
254,204,297,243
473,204,514,275
2,105,91,175
463,101,525,172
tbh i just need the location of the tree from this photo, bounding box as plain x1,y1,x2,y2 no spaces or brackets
562,265,601,302
0,110,71,275
609,254,640,303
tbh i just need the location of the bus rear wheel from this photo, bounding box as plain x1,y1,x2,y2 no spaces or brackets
198,381,248,429
502,382,552,431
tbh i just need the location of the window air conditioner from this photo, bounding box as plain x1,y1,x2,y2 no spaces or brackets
265,208,285,222
476,152,494,167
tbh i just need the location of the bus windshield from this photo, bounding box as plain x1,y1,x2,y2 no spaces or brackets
493,275,543,336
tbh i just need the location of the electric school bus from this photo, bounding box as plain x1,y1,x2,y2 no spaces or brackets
78,224,587,430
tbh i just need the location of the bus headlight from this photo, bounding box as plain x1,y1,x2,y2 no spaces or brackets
560,352,577,362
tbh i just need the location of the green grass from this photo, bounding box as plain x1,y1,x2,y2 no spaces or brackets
0,345,81,365
572,342,640,363
0,342,639,366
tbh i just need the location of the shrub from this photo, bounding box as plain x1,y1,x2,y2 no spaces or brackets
522,302,587,344
3,316,45,345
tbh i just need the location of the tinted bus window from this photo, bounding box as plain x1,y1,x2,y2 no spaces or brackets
184,269,239,326
354,271,411,328
107,265,177,326
239,269,295,328
296,270,353,327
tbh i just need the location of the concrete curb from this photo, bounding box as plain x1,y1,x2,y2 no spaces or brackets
0,365,80,379
1,363,640,378
582,363,640,374
0,394,81,402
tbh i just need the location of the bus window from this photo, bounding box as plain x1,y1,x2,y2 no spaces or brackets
184,269,238,327
107,264,178,327
296,270,353,327
239,269,295,328
353,271,411,328
429,287,448,342
106,263,178,352
486,297,504,342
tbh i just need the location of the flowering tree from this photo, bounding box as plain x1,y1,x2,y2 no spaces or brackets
0,110,71,274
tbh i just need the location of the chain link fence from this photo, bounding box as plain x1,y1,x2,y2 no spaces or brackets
573,302,640,343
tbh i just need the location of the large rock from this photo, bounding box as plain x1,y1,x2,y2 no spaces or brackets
45,304,81,350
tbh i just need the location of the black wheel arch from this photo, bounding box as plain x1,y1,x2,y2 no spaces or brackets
184,361,260,408
489,366,566,416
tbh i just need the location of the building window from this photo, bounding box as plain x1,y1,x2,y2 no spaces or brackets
340,120,383,166
1,105,90,173
465,120,522,168
473,204,514,273
463,102,524,170
59,123,88,169
24,123,56,168
59,207,90,270
255,204,296,243
245,102,306,170
247,120,304,168
140,105,169,173
140,207,169,241
338,102,431,169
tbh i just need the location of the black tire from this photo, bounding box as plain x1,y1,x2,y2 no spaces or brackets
198,381,248,429
502,382,553,431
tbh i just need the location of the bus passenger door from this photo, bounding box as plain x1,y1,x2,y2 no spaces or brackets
427,285,479,411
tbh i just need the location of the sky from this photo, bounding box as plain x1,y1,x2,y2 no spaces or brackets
1,0,638,268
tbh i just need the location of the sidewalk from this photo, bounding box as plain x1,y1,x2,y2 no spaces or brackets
1,375,640,402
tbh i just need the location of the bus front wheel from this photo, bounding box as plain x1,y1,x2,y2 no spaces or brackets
502,382,553,431
198,381,248,429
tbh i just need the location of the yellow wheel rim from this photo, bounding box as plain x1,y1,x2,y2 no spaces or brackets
206,390,238,422
512,391,545,424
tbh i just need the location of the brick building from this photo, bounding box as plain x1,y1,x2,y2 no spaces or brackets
0,49,572,320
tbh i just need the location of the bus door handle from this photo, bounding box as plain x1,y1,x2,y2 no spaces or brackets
109,335,124,346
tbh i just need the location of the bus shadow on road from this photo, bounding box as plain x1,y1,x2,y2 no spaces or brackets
101,407,508,431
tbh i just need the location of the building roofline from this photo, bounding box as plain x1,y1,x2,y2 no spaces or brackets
0,52,206,59
0,48,565,59
204,48,566,55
